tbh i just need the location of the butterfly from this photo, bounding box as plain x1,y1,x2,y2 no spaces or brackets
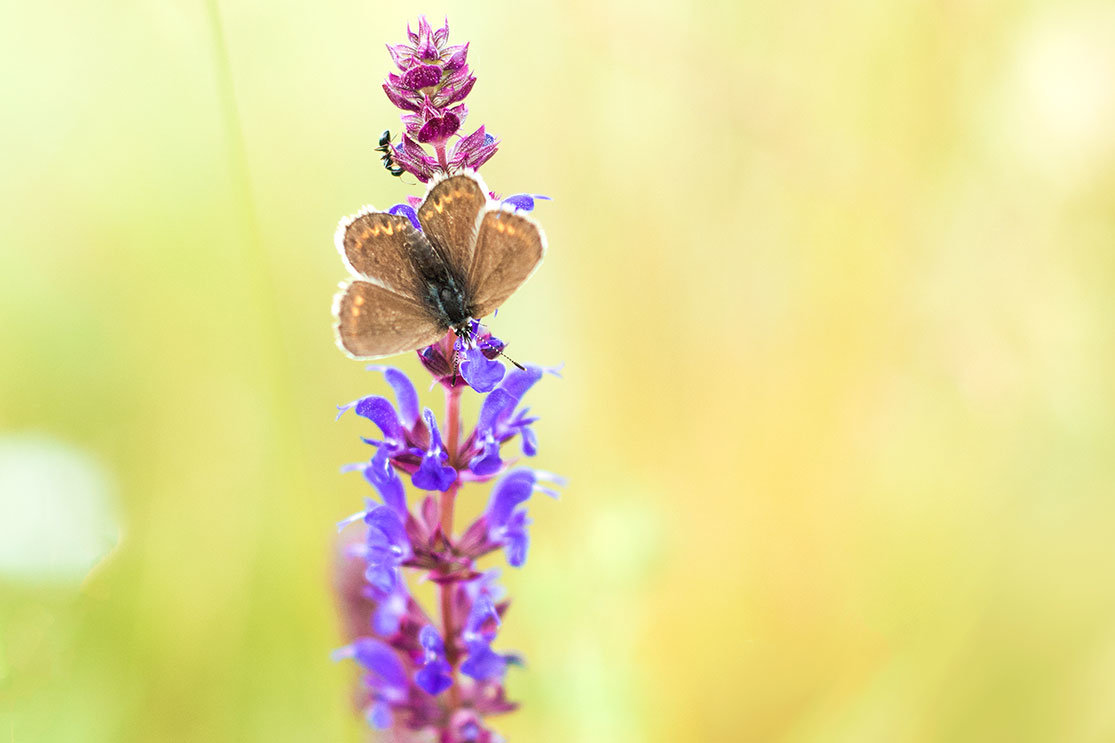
333,170,546,360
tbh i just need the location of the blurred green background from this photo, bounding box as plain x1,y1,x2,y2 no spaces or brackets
3,0,1115,741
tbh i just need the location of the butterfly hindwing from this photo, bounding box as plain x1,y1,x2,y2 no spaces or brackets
417,172,488,279
333,279,446,359
467,205,546,320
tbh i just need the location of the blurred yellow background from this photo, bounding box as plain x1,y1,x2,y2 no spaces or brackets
3,0,1115,741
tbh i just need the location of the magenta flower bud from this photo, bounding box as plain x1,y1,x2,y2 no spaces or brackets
379,15,498,181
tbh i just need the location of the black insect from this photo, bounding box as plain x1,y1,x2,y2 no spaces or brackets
375,129,406,177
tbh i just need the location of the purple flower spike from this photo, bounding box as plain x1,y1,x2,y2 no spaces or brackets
335,17,562,739
416,626,454,695
459,347,505,393
412,409,457,492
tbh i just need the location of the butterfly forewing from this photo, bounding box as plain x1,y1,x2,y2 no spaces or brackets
417,173,488,278
467,207,546,320
334,279,446,359
338,211,434,299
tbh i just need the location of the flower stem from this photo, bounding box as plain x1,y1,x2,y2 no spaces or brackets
440,370,464,709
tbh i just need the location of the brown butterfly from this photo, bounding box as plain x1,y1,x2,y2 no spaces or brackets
333,170,546,360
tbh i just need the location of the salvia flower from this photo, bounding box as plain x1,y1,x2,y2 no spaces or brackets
331,638,410,729
415,626,454,696
335,16,559,741
336,351,561,739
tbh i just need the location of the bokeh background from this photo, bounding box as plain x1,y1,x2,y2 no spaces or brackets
3,0,1115,740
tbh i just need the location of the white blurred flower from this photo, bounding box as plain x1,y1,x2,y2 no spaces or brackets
0,434,120,585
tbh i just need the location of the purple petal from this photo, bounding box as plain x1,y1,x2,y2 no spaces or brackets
367,366,420,429
419,624,445,653
366,506,409,555
465,593,501,639
355,396,404,444
475,388,515,434
350,638,408,689
460,347,505,393
415,659,453,695
424,408,444,451
473,366,544,437
413,411,457,491
363,447,407,516
504,510,530,567
363,563,397,596
499,366,544,403
501,194,551,212
367,702,392,730
373,589,407,637
460,641,508,681
519,425,538,456
412,456,457,492
485,469,536,530
468,432,503,477
386,204,421,233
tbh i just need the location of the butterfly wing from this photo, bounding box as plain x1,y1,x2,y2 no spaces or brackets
333,279,446,359
334,208,451,357
417,172,488,279
337,210,436,299
466,205,546,320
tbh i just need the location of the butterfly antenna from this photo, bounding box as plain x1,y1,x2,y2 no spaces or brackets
475,333,525,371
498,348,526,371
